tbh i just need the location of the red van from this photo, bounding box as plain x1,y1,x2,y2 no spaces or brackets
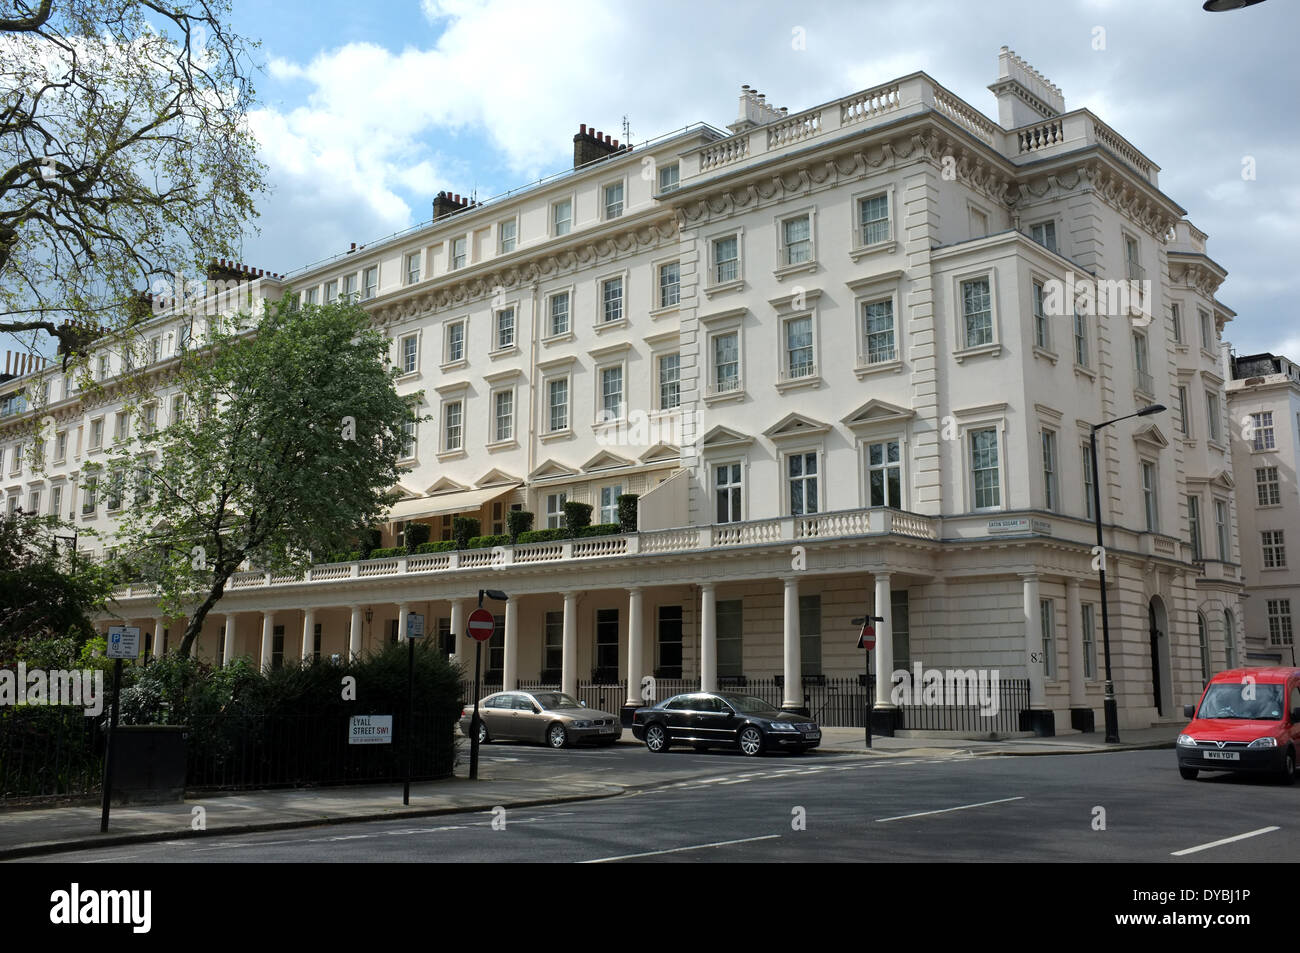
1176,667,1300,782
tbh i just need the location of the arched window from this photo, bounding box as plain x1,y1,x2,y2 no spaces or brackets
1197,612,1211,683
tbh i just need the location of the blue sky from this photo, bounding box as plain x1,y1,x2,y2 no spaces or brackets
217,0,1298,357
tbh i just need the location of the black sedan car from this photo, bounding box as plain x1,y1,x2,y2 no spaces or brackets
632,691,821,756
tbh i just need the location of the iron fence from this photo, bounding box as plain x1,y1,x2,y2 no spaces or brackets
455,674,1031,733
0,708,104,799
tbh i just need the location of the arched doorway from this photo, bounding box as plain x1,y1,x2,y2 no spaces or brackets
1148,597,1172,716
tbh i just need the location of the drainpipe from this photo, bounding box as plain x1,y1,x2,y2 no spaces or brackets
526,281,539,493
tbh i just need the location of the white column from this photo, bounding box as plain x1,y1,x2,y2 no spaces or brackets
397,602,410,643
449,599,466,666
153,618,165,658
625,587,644,708
503,596,519,691
700,583,716,692
782,577,803,711
1023,573,1046,709
561,591,578,697
348,606,363,659
873,573,894,710
1066,578,1085,709
223,614,238,667
260,612,274,671
301,608,316,662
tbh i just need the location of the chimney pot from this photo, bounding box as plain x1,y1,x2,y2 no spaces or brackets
579,123,586,135
613,139,619,148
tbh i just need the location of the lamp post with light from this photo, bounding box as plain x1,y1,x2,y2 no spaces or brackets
1089,403,1166,744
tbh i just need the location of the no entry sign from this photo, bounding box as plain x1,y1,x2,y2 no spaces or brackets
857,624,876,651
467,607,495,642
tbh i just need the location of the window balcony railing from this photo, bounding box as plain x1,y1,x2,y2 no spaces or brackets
864,346,897,366
1135,369,1154,396
705,376,743,398
778,362,816,383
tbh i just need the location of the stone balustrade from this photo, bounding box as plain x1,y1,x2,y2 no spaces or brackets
682,74,1158,187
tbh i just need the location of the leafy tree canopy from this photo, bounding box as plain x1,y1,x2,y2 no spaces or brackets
0,0,265,358
108,296,421,656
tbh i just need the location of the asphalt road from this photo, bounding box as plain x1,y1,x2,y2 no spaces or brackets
22,742,1300,863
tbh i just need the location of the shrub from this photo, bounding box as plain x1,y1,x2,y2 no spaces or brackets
467,534,510,549
413,540,456,554
367,546,405,559
404,522,431,553
562,501,592,535
452,516,480,550
506,509,534,542
516,528,568,545
617,493,639,533
325,551,363,563
357,527,382,559
578,523,620,538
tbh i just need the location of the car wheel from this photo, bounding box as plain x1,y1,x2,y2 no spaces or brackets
547,723,569,749
644,723,670,753
1179,766,1199,780
1279,748,1296,785
476,721,490,745
738,725,765,757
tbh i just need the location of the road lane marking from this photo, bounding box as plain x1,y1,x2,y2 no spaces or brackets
1170,826,1280,857
876,796,1024,823
581,834,781,863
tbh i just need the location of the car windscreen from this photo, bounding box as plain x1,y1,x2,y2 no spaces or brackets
532,692,582,711
725,694,782,715
1196,683,1284,720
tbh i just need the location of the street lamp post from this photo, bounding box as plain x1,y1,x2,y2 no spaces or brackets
1089,403,1165,744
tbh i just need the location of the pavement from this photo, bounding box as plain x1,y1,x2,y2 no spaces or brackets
0,724,1177,861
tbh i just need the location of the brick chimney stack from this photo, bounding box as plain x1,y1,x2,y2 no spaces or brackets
573,124,629,169
433,190,471,220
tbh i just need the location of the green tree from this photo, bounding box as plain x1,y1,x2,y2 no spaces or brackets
0,0,265,357
109,297,421,657
0,508,115,662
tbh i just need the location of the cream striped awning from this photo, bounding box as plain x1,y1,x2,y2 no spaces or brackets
384,484,518,523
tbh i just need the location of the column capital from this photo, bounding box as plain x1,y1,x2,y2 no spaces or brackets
1065,576,1081,591
1018,571,1040,582
873,571,892,582
626,585,643,595
699,581,716,593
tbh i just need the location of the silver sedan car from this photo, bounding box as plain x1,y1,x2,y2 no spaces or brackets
459,690,623,748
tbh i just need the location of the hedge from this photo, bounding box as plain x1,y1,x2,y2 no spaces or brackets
413,540,456,554
515,528,567,544
466,534,511,549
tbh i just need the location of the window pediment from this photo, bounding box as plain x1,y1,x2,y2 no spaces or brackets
763,412,832,441
842,398,915,432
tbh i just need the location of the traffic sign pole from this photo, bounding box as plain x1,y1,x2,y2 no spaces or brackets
854,615,885,751
466,603,496,781
403,611,425,805
99,657,123,832
101,624,140,832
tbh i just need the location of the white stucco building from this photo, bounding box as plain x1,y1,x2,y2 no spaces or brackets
1227,352,1300,666
1,48,1250,734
